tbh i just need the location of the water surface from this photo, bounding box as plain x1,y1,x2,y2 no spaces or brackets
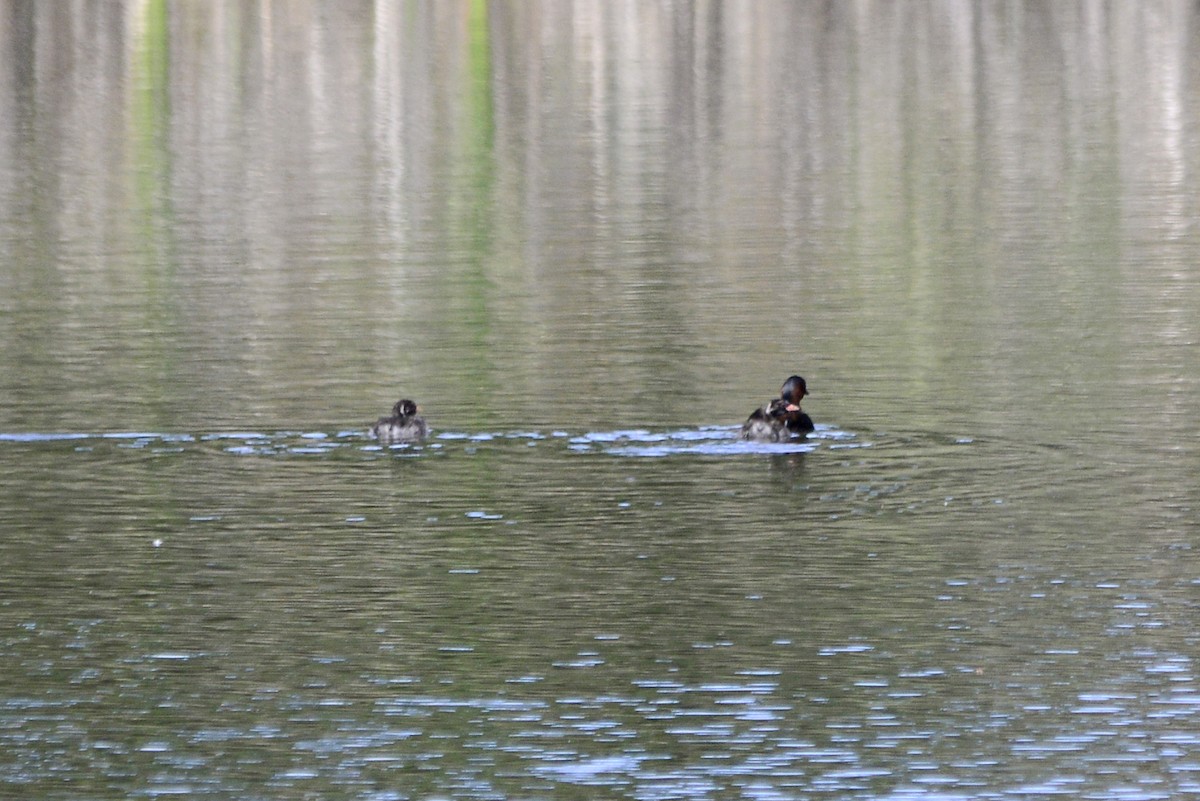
2,2,1200,798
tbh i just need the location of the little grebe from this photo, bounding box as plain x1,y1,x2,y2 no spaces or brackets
778,375,814,434
370,399,428,443
740,398,792,442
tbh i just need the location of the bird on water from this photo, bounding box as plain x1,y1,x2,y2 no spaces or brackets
370,398,427,443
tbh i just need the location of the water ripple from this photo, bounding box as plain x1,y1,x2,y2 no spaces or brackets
0,426,858,459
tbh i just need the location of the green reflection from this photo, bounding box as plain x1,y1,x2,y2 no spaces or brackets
128,0,181,428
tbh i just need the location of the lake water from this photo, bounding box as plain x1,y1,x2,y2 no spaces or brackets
3,2,1200,798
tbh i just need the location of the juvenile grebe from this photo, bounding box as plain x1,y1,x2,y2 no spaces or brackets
370,399,427,443
740,398,792,442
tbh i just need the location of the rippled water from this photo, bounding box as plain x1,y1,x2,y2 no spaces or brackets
4,1,1200,799
5,422,1199,797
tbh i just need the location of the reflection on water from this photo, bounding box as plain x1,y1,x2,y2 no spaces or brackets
3,1,1200,798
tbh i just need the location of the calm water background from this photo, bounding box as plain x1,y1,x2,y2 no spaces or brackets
2,1,1200,798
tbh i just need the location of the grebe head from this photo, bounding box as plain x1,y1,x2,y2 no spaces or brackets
393,399,419,419
779,375,808,405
